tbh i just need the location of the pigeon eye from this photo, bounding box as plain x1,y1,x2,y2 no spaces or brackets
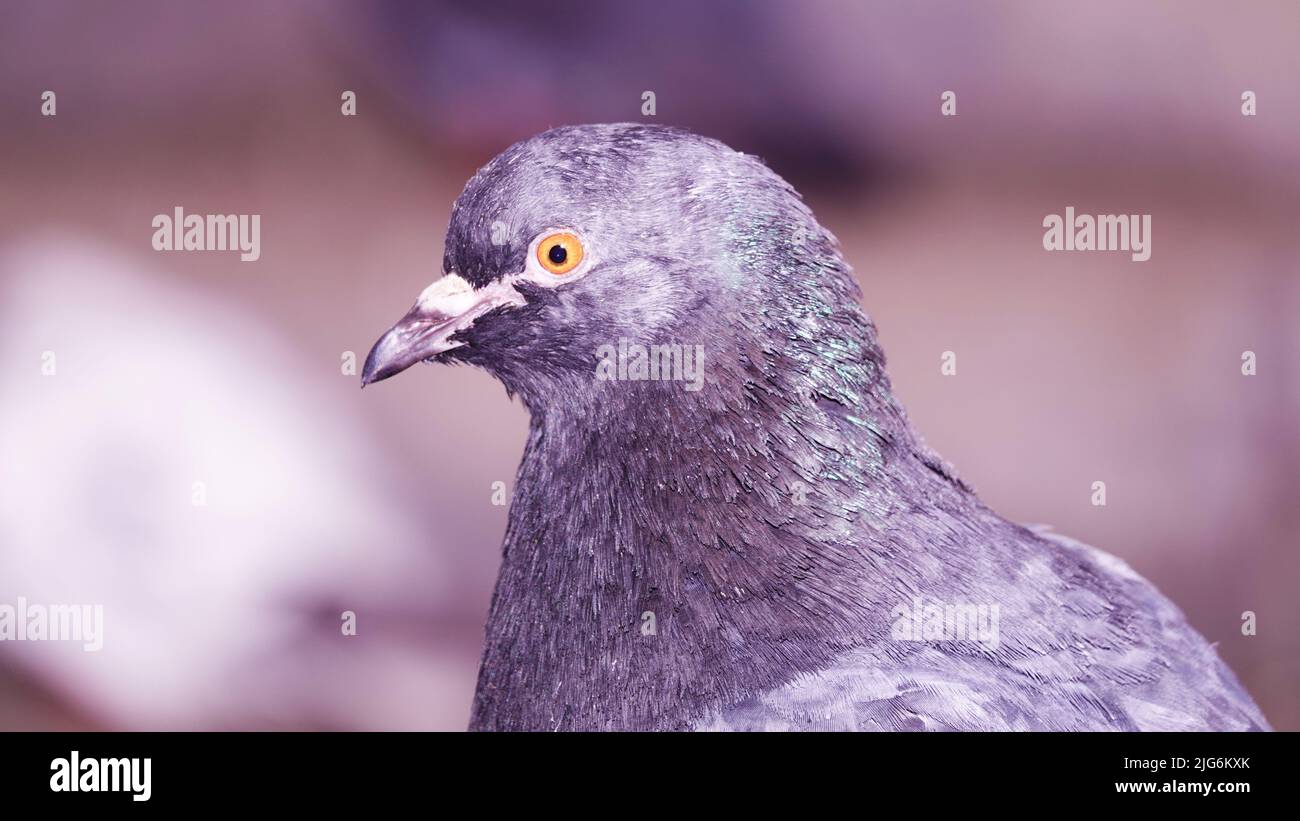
537,232,583,275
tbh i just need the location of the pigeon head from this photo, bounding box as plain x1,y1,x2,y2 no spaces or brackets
362,123,952,730
362,123,882,421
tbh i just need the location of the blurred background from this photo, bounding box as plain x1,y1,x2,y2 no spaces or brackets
0,0,1296,730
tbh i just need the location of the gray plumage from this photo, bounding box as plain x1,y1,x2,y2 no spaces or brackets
363,123,1269,732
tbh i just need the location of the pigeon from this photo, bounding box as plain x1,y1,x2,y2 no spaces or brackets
362,123,1270,732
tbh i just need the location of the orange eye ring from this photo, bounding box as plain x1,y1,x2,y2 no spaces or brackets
536,232,584,275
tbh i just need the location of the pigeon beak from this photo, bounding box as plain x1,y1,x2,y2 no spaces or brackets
361,272,526,386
